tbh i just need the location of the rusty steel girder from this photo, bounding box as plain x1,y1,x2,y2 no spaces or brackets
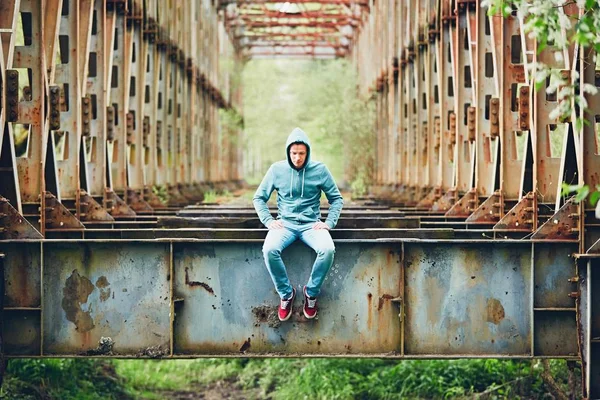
223,0,368,58
0,0,242,238
0,239,579,358
358,0,600,396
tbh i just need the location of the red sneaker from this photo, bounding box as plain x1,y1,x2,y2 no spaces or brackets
303,286,318,319
278,288,296,321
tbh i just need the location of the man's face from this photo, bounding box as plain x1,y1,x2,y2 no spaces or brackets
289,143,307,169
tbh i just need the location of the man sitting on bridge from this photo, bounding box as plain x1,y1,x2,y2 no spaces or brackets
253,127,344,321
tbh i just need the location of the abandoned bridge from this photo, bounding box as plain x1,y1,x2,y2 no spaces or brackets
1,0,600,398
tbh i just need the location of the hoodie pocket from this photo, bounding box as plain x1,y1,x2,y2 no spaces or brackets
300,207,318,221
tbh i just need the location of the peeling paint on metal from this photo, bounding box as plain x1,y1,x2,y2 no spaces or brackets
486,298,505,325
96,276,111,302
62,270,95,333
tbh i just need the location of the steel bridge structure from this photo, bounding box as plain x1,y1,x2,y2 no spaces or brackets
0,0,599,398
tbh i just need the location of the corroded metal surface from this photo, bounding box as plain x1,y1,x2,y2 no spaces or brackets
174,242,402,355
1,243,41,308
0,239,584,360
404,243,532,355
42,242,171,355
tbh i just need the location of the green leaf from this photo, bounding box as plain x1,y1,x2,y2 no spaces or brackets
561,182,583,196
575,185,590,203
590,191,600,207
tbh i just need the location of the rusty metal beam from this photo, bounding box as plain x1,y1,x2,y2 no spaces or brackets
0,238,581,359
229,11,357,19
1,0,241,234
221,0,369,5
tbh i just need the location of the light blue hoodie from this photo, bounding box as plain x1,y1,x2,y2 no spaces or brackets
253,127,344,229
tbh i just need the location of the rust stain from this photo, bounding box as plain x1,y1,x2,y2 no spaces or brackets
367,292,373,328
378,294,394,311
16,258,31,306
251,304,281,328
96,276,111,302
62,270,95,333
486,298,505,325
239,337,251,353
185,267,215,295
96,276,109,288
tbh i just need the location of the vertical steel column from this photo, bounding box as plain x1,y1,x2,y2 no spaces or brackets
13,0,50,234
141,0,163,208
164,0,186,205
80,0,114,222
154,1,170,189
465,3,503,224
189,2,202,192
415,0,430,199
53,0,83,204
432,0,458,211
581,42,600,253
405,0,418,203
391,0,401,190
386,0,396,188
416,0,442,208
531,5,576,209
398,0,409,194
448,0,476,209
106,3,136,216
492,11,538,233
181,0,195,195
473,3,499,198
0,0,41,240
578,253,600,399
125,1,153,212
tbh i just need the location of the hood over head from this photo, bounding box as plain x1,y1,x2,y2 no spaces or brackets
286,127,311,170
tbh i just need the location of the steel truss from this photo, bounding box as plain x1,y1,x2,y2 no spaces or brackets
355,0,600,396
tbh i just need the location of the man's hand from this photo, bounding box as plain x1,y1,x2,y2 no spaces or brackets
268,220,284,230
313,221,330,230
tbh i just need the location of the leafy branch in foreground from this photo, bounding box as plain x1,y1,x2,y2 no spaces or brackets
561,183,600,218
484,0,600,212
484,0,599,125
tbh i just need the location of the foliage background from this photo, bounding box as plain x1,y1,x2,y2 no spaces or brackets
242,59,374,194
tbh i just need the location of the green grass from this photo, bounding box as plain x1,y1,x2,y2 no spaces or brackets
1,359,131,400
114,358,579,400
113,359,244,398
202,190,219,203
1,358,581,399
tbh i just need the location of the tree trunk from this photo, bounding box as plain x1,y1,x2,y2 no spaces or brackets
541,360,568,400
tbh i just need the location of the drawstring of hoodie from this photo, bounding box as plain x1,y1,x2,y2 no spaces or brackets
289,168,306,198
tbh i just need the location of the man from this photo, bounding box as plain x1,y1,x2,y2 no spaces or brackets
253,127,344,321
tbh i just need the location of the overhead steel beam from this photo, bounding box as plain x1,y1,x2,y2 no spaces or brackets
220,0,369,5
